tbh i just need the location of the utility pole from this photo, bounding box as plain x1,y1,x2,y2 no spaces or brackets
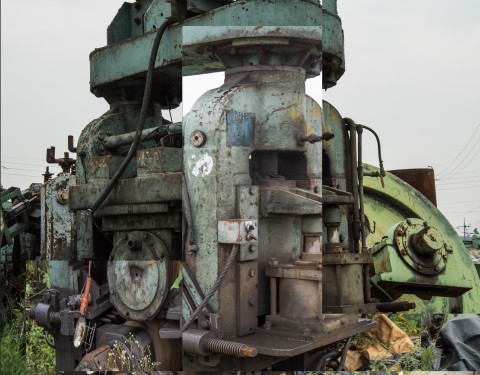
457,218,471,238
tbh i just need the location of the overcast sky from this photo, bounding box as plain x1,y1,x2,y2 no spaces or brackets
2,1,479,232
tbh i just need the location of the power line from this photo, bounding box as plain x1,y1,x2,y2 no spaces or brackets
437,123,480,177
437,185,480,191
436,174,480,181
1,161,60,169
438,199,480,206
447,147,480,178
436,179,480,186
1,155,48,162
2,165,46,173
2,172,42,178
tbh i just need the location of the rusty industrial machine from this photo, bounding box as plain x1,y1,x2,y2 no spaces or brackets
23,0,479,372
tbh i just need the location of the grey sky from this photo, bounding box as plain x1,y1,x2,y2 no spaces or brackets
323,0,480,232
1,1,479,232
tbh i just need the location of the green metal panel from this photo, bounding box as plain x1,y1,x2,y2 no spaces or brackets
90,0,344,96
363,164,480,313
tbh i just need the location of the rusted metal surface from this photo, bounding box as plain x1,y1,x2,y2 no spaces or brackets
137,147,183,176
107,231,171,320
69,173,182,210
389,168,437,206
217,219,258,244
236,261,258,336
41,174,75,260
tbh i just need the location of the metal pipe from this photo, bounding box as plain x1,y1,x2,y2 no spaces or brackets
344,118,360,252
68,135,77,153
357,124,372,303
362,124,385,178
104,122,182,149
270,277,277,316
356,124,367,252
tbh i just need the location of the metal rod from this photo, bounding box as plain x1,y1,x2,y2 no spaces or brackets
104,122,182,149
344,118,360,252
270,277,277,316
356,124,367,252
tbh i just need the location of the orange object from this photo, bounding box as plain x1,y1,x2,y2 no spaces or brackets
79,261,92,316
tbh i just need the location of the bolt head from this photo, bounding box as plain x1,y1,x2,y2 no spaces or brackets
269,257,278,266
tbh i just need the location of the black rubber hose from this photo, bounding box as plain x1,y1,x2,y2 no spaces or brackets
314,349,340,371
337,336,353,371
370,279,394,302
89,19,175,212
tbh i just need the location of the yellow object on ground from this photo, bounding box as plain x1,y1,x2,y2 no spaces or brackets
344,314,415,371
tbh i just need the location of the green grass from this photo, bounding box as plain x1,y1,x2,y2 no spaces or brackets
0,309,25,375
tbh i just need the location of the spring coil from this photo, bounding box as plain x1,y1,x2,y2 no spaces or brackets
203,338,247,356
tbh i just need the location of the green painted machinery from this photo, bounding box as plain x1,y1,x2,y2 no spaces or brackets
25,0,479,372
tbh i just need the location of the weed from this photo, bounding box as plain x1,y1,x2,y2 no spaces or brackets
0,309,25,375
103,333,160,374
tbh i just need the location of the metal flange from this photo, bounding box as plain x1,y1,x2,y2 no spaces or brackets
393,218,447,275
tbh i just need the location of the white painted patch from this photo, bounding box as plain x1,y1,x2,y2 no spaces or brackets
191,152,213,177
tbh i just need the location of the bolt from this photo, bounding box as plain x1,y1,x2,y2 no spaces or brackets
401,250,407,255
248,298,256,306
246,223,255,232
434,266,439,272
188,244,199,253
269,257,278,266
249,269,255,277
406,219,412,225
423,221,428,227
248,244,257,253
199,320,210,329
417,265,422,270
